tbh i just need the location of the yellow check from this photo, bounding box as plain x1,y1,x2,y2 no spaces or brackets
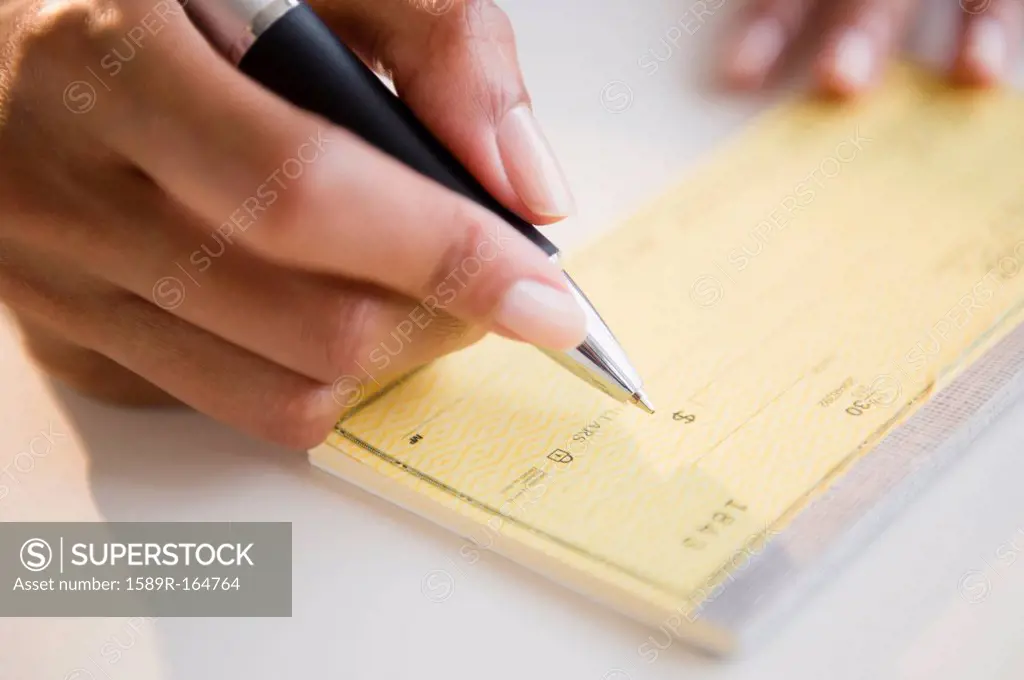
311,65,1024,653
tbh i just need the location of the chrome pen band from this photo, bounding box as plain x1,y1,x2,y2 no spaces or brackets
544,272,651,412
183,0,299,64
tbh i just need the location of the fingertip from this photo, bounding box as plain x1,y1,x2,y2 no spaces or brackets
530,214,571,227
722,18,787,89
364,2,576,228
816,29,878,98
496,105,577,221
954,17,1008,87
493,278,588,351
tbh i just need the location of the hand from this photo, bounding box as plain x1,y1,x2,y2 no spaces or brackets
0,0,583,448
722,0,1022,96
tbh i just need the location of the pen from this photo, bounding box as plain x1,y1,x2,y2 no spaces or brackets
182,0,654,413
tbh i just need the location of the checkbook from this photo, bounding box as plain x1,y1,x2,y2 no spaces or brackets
310,65,1024,654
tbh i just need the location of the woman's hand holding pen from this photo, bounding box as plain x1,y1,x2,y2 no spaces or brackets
2,0,1019,449
0,0,584,447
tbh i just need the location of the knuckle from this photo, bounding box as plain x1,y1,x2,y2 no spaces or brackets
24,0,185,68
263,385,338,449
434,0,509,32
462,0,513,37
19,3,112,85
437,0,516,52
387,0,525,121
425,205,493,304
417,0,514,60
26,0,115,45
17,0,193,123
311,293,378,376
451,0,525,116
251,153,326,254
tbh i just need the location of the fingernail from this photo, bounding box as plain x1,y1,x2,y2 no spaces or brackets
964,18,1007,81
831,29,876,91
729,18,786,82
497,105,576,219
495,279,587,350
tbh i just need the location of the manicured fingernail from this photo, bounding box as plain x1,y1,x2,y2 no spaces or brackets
495,279,587,350
730,18,786,82
964,18,1007,81
831,29,876,91
497,105,576,219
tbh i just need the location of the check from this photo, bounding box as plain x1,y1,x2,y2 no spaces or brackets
311,65,1024,653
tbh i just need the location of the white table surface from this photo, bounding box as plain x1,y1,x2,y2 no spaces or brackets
4,1,1024,678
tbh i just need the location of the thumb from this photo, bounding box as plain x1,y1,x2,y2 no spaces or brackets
316,0,576,224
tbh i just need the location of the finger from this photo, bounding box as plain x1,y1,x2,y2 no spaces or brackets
56,8,585,350
953,0,1023,85
137,250,484,392
17,168,482,386
13,313,177,407
310,0,575,223
0,241,178,405
721,0,819,88
96,296,343,449
0,243,339,448
813,0,924,97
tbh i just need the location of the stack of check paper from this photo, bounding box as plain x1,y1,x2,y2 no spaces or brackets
310,65,1024,654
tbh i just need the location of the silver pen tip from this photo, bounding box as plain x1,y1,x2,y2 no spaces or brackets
631,391,656,415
